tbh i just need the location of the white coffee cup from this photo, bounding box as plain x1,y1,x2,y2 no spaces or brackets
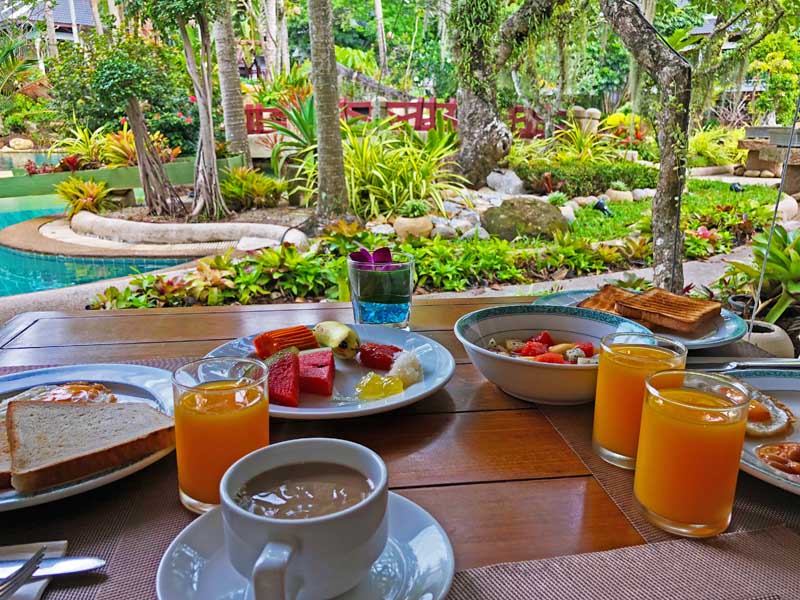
220,438,389,600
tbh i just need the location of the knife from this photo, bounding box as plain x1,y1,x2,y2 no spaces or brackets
686,358,800,372
0,556,105,580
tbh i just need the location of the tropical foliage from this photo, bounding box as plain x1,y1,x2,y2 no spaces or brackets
220,167,288,210
56,177,116,218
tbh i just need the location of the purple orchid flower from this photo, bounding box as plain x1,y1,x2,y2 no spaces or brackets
349,247,401,271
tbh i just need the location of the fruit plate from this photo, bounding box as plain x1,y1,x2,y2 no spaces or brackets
732,369,800,496
206,325,455,419
0,364,174,512
533,289,747,351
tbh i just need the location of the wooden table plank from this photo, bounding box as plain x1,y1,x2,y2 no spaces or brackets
271,410,589,487
399,478,644,570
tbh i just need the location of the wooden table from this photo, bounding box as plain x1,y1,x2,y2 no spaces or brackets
0,297,644,571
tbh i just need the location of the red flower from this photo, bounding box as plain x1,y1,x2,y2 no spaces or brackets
189,95,197,103
119,117,127,124
185,117,193,124
177,112,184,117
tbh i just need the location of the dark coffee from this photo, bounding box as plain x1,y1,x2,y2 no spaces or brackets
235,462,373,519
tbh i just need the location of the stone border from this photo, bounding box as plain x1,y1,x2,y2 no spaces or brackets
70,211,309,249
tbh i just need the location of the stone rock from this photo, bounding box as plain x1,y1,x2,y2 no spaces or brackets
632,188,657,201
369,224,396,236
597,194,610,204
585,108,602,120
605,189,634,202
450,218,474,233
572,196,592,207
486,169,526,195
623,150,639,162
778,195,799,222
481,197,569,241
761,170,776,178
560,205,576,224
431,224,457,240
441,201,463,216
459,209,481,225
571,105,586,118
743,169,761,178
236,237,280,251
734,165,746,176
430,215,449,227
8,137,34,151
393,215,433,240
460,226,490,240
0,146,10,153
565,200,581,212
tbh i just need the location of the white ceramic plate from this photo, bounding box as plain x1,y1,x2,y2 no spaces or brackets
0,364,174,512
732,369,800,496
533,289,747,350
206,325,455,419
157,492,454,600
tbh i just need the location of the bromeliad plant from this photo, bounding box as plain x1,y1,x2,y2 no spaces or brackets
725,226,800,323
219,167,288,210
56,176,116,218
50,120,108,169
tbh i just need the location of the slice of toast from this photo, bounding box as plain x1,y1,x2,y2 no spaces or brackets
0,420,9,489
7,401,174,494
615,288,722,334
577,285,637,315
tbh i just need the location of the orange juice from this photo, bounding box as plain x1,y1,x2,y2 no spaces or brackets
593,343,685,468
634,386,747,536
175,380,269,506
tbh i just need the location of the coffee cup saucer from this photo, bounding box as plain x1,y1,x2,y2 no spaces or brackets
157,492,455,600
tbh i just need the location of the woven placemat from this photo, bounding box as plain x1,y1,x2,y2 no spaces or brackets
450,525,800,600
0,359,196,600
539,404,800,543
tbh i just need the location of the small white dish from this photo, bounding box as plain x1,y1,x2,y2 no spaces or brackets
454,304,651,405
206,325,455,419
157,492,454,600
533,289,748,350
0,364,174,512
732,369,800,496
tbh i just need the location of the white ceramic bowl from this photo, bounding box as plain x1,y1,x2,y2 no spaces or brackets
454,304,651,405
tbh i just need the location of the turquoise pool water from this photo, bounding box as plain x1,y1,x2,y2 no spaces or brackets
0,194,183,297
0,152,59,171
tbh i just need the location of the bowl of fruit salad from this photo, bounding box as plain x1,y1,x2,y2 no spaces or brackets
454,304,651,405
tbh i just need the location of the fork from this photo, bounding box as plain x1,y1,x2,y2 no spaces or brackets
0,547,46,600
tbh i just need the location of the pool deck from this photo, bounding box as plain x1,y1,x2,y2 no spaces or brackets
0,217,236,258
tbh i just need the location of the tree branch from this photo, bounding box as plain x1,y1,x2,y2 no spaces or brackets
335,63,414,100
495,0,563,69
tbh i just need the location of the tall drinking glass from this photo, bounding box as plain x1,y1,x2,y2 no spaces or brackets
593,333,687,469
634,370,750,537
348,252,415,328
172,357,269,514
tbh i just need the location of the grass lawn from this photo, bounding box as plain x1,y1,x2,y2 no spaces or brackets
571,179,777,243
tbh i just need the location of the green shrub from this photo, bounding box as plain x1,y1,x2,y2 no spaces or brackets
547,191,568,207
688,127,746,167
397,198,431,218
55,177,115,218
509,154,659,196
609,180,629,191
220,167,287,210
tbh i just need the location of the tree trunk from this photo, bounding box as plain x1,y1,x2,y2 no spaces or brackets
177,17,230,220
374,0,389,77
126,97,183,217
600,0,691,292
336,63,413,100
264,0,279,80
107,0,121,27
90,0,104,35
277,0,291,73
628,0,656,113
555,32,567,113
214,3,253,166
67,0,81,44
44,2,59,58
437,0,450,62
308,0,349,221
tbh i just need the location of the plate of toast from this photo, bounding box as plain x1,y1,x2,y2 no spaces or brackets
534,285,747,350
0,364,175,511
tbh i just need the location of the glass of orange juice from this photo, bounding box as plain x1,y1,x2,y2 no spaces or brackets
634,370,749,537
593,333,686,469
173,357,269,514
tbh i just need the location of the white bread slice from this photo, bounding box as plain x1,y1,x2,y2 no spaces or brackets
7,401,174,493
0,420,9,489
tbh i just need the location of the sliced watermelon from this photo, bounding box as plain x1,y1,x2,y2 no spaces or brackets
299,348,335,396
268,351,300,407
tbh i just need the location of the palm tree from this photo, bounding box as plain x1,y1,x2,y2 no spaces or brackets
374,0,388,76
67,0,81,44
214,1,252,165
308,0,348,221
43,1,59,58
90,0,105,35
0,35,37,134
263,0,278,79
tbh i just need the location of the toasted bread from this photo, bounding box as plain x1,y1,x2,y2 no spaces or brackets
577,285,636,315
0,420,9,489
7,401,174,493
615,288,721,334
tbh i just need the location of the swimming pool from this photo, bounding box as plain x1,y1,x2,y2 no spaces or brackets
0,194,184,297
0,152,59,172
